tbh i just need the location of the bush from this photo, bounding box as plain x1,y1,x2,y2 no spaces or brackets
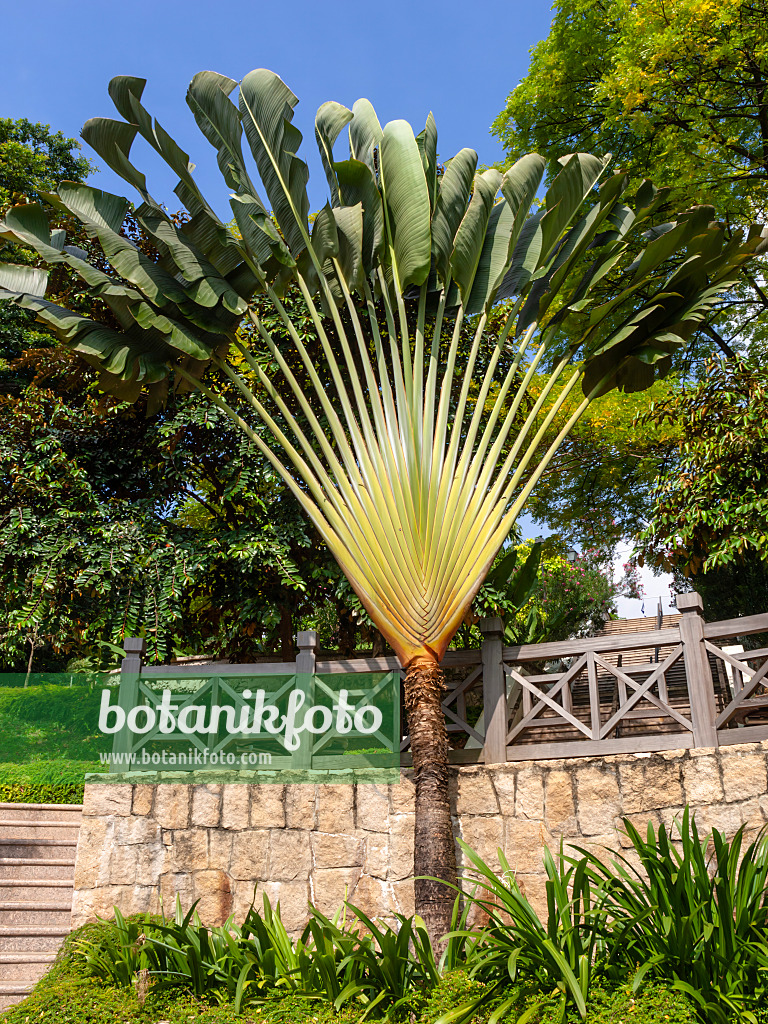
0,759,103,803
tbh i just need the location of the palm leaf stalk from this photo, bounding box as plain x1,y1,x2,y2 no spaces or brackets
1,70,764,943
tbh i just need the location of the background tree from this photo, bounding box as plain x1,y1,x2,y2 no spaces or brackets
492,0,768,358
639,358,768,622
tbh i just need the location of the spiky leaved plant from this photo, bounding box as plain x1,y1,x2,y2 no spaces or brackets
0,70,764,942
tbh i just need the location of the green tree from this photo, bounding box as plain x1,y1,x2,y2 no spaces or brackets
639,358,768,575
0,69,759,942
0,347,345,672
1,119,94,383
492,0,768,357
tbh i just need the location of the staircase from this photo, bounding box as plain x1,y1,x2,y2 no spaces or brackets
0,802,81,1012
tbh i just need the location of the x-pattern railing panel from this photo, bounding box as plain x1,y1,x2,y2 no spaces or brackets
713,644,768,728
504,645,692,746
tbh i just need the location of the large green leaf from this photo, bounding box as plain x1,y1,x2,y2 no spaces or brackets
348,98,382,175
334,158,384,275
431,148,477,286
449,168,501,306
239,69,310,258
379,120,432,291
315,101,353,207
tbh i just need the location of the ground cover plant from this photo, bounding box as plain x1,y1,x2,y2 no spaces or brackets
6,812,766,1023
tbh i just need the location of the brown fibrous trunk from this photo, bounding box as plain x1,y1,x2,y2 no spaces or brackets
403,655,457,949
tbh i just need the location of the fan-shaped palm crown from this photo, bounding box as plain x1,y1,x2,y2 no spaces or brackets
0,70,764,667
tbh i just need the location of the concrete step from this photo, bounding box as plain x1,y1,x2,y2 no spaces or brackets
0,954,55,983
0,928,69,953
0,881,73,902
0,994,26,1011
0,803,82,823
0,839,78,860
0,904,72,928
0,821,81,842
0,859,75,881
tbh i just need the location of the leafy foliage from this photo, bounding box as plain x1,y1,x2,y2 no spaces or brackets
491,0,768,358
468,541,624,646
639,358,768,575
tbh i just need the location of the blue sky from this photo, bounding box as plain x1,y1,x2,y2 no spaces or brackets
4,0,554,216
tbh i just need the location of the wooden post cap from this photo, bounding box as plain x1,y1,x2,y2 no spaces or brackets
123,637,147,654
676,593,704,613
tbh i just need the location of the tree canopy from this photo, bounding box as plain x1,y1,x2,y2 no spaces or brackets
492,0,768,356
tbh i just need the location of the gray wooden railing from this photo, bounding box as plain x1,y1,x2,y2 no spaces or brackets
119,595,768,769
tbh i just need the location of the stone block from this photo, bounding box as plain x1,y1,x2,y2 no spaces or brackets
311,832,364,869
457,769,498,816
515,873,549,920
232,879,262,920
459,815,505,872
392,879,415,917
638,762,684,811
285,786,316,829
545,771,577,835
316,785,355,833
109,844,138,885
71,884,127,927
160,871,195,912
230,830,270,881
363,834,389,879
74,818,111,889
683,756,723,805
350,875,397,919
310,867,362,916
692,802,743,838
618,811,661,847
515,769,544,820
356,785,390,832
488,766,516,810
269,830,312,881
740,797,766,834
132,785,154,816
721,754,767,803
135,843,167,886
221,786,250,829
503,818,549,875
154,785,191,830
115,816,161,846
191,785,221,827
259,880,310,932
576,767,621,835
82,784,133,817
172,829,209,872
209,829,234,868
193,869,233,925
388,823,414,881
389,774,415,814
250,785,286,828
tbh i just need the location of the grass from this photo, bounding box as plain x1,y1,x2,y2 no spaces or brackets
0,683,107,802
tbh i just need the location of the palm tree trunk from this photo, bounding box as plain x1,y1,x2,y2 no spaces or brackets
403,654,457,947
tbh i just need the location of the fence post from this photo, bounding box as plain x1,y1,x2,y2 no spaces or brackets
111,638,145,770
480,617,507,764
678,593,719,749
294,630,317,770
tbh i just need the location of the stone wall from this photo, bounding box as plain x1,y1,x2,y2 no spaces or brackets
72,740,768,931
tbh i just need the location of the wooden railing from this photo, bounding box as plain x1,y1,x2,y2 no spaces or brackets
120,593,768,769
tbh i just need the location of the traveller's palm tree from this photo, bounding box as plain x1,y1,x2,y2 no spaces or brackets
1,70,764,941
